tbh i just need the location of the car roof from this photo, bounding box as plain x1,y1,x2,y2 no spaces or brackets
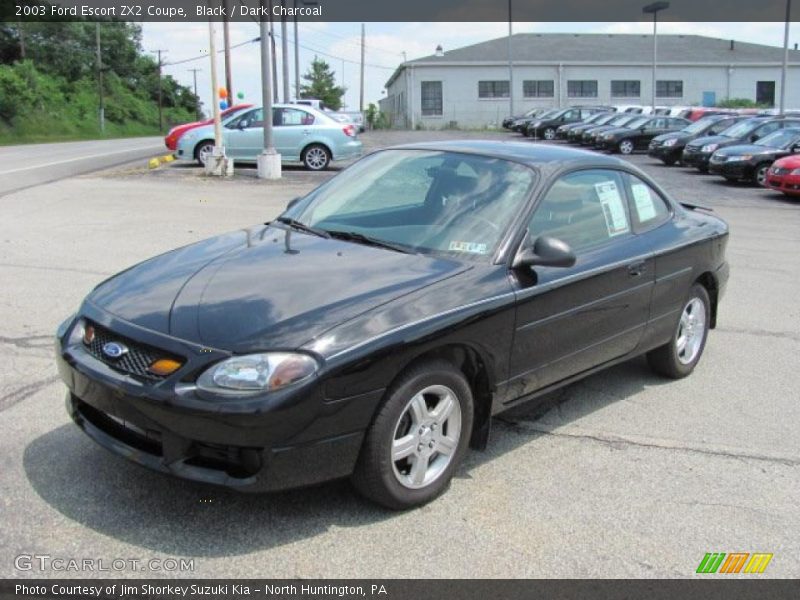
389,140,631,171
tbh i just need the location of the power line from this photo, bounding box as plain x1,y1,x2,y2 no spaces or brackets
164,37,259,66
298,23,405,59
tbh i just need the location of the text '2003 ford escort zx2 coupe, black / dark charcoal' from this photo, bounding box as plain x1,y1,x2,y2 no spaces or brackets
56,141,729,509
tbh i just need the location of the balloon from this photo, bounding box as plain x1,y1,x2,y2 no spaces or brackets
237,91,244,100
218,87,228,99
219,100,228,109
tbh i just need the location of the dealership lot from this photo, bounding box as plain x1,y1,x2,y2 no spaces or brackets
0,130,798,578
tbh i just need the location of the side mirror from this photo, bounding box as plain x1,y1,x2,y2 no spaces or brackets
513,236,576,269
286,197,301,210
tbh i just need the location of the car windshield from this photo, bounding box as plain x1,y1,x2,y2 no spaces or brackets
536,110,560,120
286,149,536,259
755,129,800,148
683,118,720,134
719,119,763,138
624,117,650,129
593,114,617,125
610,115,637,126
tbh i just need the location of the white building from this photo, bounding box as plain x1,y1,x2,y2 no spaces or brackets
380,34,800,128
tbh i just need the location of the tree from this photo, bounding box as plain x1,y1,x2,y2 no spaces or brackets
300,56,345,111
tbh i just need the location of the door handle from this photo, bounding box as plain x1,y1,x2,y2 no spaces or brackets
627,261,646,277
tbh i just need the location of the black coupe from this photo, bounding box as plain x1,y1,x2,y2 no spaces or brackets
56,142,729,509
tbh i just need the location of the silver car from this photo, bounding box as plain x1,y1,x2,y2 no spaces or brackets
176,104,363,171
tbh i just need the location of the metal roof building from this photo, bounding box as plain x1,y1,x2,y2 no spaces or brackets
380,33,800,128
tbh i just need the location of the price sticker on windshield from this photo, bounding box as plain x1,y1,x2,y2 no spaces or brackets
449,241,489,254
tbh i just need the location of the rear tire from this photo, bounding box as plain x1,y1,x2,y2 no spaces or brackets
754,162,770,186
302,144,331,171
662,156,677,166
647,283,711,379
351,360,474,510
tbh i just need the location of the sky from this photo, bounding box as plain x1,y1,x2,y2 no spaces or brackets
140,22,796,114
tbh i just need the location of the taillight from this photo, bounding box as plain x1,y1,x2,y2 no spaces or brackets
343,124,356,137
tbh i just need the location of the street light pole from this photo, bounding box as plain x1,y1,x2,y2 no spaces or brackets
643,2,669,112
258,1,281,179
779,0,792,115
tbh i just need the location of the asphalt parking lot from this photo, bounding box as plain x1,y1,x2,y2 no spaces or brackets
1,130,798,579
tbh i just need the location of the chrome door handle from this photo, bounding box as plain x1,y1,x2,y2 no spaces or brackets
627,261,646,277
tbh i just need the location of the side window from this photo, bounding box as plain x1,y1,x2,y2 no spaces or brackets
229,108,262,128
277,108,314,126
623,174,671,232
529,170,632,254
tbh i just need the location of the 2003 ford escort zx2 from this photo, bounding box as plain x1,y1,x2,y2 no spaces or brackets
56,141,729,509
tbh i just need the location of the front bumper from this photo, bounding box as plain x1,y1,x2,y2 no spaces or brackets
682,148,711,169
765,172,800,194
334,139,363,161
709,159,753,180
56,316,382,492
648,143,682,161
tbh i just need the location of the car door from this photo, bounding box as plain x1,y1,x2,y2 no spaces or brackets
224,108,264,160
273,107,314,160
637,118,666,149
507,168,656,398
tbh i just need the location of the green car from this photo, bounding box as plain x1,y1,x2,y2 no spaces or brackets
176,104,363,171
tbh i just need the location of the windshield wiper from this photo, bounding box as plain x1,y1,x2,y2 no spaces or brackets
326,230,415,254
275,216,330,238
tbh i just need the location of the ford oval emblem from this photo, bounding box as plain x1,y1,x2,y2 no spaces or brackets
102,341,129,359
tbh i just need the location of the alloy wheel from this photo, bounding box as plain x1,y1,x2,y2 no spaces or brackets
390,385,462,490
543,128,556,140
304,146,329,170
676,297,707,365
619,140,634,155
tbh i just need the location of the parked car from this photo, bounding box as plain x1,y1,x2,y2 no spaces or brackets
683,117,800,173
175,104,363,171
763,154,800,196
503,107,549,130
57,141,729,509
513,109,557,134
525,107,606,140
677,107,734,122
556,111,612,139
566,112,621,143
596,116,691,154
342,111,366,133
579,114,643,145
709,127,800,185
648,114,747,166
164,104,253,150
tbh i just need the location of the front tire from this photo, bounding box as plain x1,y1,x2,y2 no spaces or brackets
194,141,214,166
352,360,474,510
302,144,331,171
754,162,770,186
618,139,635,155
647,283,711,379
543,127,556,141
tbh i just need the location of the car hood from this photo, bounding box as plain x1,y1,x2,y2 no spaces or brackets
714,144,782,157
686,134,735,149
585,124,618,134
652,131,686,143
87,225,470,351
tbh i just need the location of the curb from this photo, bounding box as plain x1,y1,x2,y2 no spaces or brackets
148,154,177,169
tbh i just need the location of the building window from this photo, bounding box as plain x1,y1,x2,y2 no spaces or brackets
656,80,683,98
611,80,641,98
421,81,443,116
567,80,598,98
523,80,554,98
478,80,510,98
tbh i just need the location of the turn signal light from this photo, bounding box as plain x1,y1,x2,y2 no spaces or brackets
148,358,183,376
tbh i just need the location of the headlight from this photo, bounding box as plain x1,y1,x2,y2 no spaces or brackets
57,314,80,344
701,143,719,153
791,168,800,175
663,138,678,147
197,352,319,395
727,155,751,162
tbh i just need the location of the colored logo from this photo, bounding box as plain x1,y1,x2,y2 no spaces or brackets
696,552,773,574
102,342,129,359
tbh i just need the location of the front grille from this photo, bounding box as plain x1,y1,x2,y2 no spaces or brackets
84,321,182,381
711,155,727,163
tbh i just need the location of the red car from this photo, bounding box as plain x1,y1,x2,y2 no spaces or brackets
164,104,253,150
764,155,800,197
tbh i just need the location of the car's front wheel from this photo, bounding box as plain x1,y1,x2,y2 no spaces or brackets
352,360,474,510
754,162,771,186
543,127,556,140
302,144,331,170
647,283,711,379
618,139,635,155
194,141,214,166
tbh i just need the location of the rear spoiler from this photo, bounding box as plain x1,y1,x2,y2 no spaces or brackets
680,201,714,212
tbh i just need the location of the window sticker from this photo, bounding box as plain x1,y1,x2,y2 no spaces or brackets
631,182,658,222
449,240,489,254
594,180,630,237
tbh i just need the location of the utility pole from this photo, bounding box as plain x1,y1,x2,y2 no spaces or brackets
779,0,792,114
341,59,346,109
152,49,167,131
188,68,202,120
293,0,300,100
269,0,278,102
507,1,513,118
360,23,365,113
258,0,281,179
643,2,670,112
95,22,104,133
206,22,230,176
17,20,25,59
223,0,233,105
281,1,290,103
